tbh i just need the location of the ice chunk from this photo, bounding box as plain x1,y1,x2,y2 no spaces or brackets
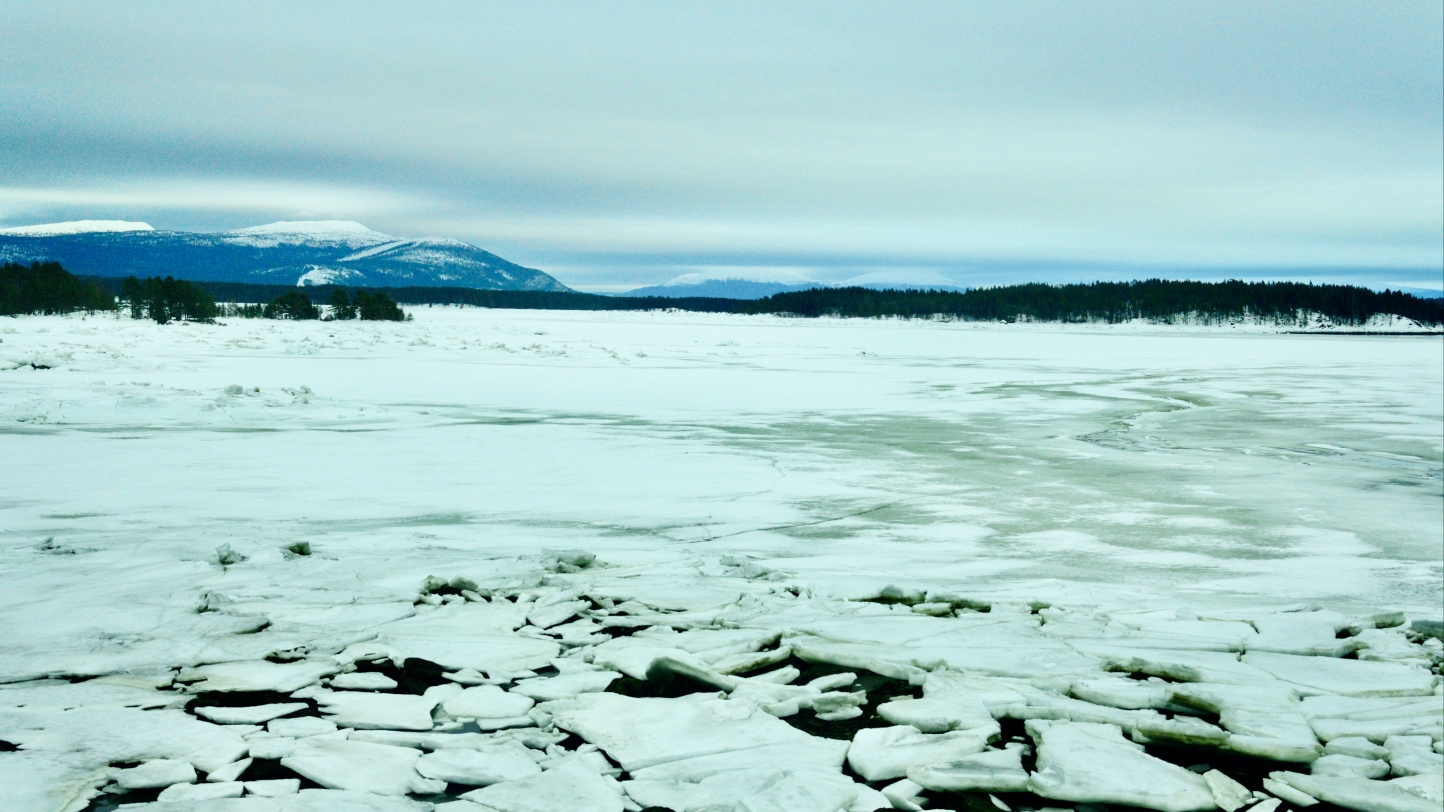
1250,611,1358,657
157,780,244,801
876,695,997,733
194,703,308,725
1311,754,1390,778
248,736,298,759
206,757,253,783
1327,737,1393,760
510,671,621,701
1136,716,1231,747
1202,769,1252,812
711,645,794,675
176,660,339,693
547,692,836,773
908,747,1031,792
650,654,742,692
1384,735,1442,777
460,759,623,812
316,691,439,731
528,599,589,629
442,685,536,719
1028,722,1217,812
1242,652,1437,697
1262,776,1319,806
282,788,439,810
881,778,928,811
1071,677,1173,710
1389,774,1443,803
634,768,861,812
247,778,301,796
1099,649,1276,685
1313,718,1437,744
1228,733,1323,763
1277,771,1440,812
1022,692,1164,734
620,778,692,810
268,716,338,738
376,603,559,675
628,739,850,782
114,758,198,789
415,743,543,785
330,672,399,691
589,639,703,681
846,725,991,782
281,737,446,795
922,670,1028,714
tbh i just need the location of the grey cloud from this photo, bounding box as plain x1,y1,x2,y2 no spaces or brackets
1,1,1439,288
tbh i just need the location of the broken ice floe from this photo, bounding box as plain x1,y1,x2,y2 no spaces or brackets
3,561,1440,812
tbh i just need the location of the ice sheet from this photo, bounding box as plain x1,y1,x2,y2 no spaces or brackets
1,309,1440,811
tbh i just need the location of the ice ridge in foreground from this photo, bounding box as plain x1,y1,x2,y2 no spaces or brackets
0,549,1439,812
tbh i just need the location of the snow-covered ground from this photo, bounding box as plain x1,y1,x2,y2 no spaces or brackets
1,308,1440,812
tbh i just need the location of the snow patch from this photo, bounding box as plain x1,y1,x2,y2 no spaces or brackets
0,220,154,235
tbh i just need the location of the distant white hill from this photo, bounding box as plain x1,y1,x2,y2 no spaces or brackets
841,270,968,291
0,220,154,236
627,269,830,299
232,220,377,236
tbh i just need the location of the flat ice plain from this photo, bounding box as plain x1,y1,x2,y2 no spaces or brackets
1,308,1441,812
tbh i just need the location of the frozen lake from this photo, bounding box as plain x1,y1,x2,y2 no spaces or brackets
1,308,1440,812
3,308,1440,615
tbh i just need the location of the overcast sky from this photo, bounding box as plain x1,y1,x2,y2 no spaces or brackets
2,1,1440,290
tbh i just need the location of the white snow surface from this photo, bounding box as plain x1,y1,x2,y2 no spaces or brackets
230,220,383,237
840,269,967,289
0,220,154,235
0,308,1440,811
660,269,824,286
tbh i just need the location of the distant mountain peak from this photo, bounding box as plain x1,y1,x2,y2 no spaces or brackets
661,269,824,287
0,221,569,292
841,270,967,290
0,220,154,236
229,220,382,236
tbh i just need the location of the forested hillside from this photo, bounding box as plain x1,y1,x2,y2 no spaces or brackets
48,273,1444,327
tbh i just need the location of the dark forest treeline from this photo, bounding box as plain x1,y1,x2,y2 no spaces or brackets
82,278,741,314
75,274,1444,326
119,275,219,323
735,280,1444,325
2,262,115,315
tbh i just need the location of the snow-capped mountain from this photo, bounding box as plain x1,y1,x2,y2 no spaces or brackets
0,220,569,291
626,270,829,299
840,270,968,291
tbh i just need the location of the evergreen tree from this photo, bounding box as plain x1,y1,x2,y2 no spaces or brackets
1,262,116,316
263,290,320,320
354,290,405,321
327,288,357,320
115,275,218,323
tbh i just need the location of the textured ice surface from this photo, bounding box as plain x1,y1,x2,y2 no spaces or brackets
0,310,1440,811
1028,721,1218,812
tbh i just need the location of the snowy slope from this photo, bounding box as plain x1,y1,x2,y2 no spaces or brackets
841,270,968,291
0,220,569,291
627,270,830,299
0,220,154,236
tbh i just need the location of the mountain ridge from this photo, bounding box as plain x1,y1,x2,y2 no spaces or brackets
0,220,569,292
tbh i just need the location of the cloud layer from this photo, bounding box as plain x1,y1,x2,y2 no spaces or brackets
2,1,1440,289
